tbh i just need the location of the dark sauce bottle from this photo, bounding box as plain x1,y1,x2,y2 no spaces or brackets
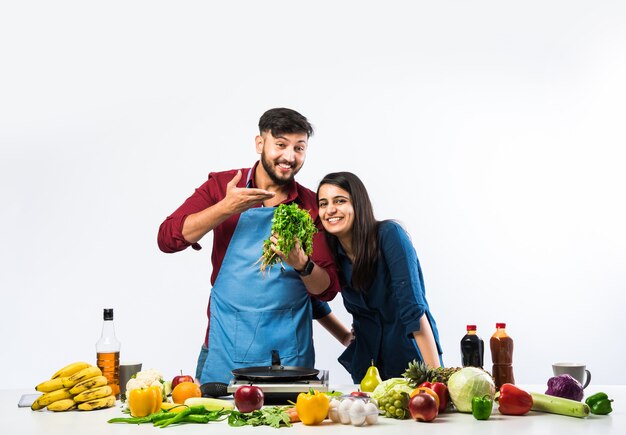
460,324,484,368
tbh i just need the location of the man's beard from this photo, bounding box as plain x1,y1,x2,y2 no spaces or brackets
260,151,302,186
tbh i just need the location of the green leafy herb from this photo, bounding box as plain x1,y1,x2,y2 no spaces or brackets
228,407,292,428
259,203,317,273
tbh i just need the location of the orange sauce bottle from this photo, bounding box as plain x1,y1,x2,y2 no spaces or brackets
490,322,514,389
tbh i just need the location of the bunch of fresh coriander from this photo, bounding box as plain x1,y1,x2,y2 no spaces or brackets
258,203,317,273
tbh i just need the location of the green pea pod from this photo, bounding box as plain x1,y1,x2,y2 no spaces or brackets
472,395,493,420
585,392,613,415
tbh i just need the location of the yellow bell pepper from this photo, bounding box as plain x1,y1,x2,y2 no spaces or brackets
128,385,162,417
295,388,329,425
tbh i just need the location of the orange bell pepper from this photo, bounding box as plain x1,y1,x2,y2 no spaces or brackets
295,388,329,425
128,385,162,417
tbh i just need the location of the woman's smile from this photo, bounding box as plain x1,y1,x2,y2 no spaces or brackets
318,184,354,239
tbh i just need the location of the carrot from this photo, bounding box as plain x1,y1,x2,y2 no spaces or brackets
285,407,300,423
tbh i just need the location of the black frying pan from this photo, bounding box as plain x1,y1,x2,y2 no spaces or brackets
231,350,319,382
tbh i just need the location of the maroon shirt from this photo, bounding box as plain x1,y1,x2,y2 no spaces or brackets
158,162,340,301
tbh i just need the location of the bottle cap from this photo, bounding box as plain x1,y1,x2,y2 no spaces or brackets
103,308,114,321
466,325,477,331
496,322,506,328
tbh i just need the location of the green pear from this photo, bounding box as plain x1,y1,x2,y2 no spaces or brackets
359,359,382,392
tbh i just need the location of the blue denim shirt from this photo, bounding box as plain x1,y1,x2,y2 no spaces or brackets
337,220,443,382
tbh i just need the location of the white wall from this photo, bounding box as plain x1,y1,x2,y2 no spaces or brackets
1,1,625,390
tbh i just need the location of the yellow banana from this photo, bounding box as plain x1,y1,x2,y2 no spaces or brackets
74,385,113,403
69,375,108,395
51,362,92,379
36,375,79,392
33,388,73,407
36,377,65,393
67,366,102,386
31,396,45,411
47,398,77,412
77,395,116,411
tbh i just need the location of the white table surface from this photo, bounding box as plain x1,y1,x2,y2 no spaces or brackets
2,385,623,435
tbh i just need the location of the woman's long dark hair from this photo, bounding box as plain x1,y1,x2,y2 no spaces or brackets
317,172,380,292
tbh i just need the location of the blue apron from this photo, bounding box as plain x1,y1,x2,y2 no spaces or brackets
198,202,315,384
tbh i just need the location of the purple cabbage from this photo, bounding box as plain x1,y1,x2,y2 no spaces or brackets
545,374,584,401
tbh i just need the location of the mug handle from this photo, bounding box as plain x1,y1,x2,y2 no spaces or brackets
582,369,591,389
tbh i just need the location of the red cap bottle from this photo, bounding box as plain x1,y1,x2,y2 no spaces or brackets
490,322,514,389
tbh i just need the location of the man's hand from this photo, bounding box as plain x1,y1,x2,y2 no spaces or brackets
181,170,275,244
342,328,356,347
269,233,308,271
221,170,275,214
269,232,330,295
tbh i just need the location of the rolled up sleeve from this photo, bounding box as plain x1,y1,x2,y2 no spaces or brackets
157,178,219,253
379,222,428,337
158,214,202,252
309,229,340,301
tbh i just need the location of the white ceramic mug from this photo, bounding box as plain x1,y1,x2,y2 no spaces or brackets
552,362,591,388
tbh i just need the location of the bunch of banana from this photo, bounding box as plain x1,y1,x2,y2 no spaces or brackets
32,362,117,412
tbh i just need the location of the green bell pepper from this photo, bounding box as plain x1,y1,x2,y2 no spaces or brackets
585,392,613,415
472,395,493,420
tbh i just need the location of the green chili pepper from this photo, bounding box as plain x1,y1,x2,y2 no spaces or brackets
157,407,193,428
585,392,613,415
152,412,181,423
108,411,165,424
472,395,493,420
107,415,154,424
108,407,230,427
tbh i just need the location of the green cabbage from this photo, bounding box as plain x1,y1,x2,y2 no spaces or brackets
447,367,496,413
371,378,414,401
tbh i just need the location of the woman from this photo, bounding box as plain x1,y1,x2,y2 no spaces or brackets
316,172,443,383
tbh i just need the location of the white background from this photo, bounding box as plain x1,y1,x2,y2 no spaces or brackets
1,1,625,389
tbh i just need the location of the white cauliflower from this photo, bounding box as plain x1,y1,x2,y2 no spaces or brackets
125,368,165,394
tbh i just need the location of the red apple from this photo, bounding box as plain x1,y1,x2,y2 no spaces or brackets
172,370,194,389
430,382,449,413
408,393,438,422
234,385,264,413
418,381,449,413
350,391,370,398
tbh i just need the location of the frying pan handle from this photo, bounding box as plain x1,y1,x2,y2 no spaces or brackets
271,350,282,367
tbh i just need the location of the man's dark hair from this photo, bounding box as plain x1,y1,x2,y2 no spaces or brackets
258,108,314,138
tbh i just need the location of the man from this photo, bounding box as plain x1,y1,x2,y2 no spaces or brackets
158,108,347,384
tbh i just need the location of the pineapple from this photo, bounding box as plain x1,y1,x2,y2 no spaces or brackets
403,360,432,386
429,366,462,384
402,360,461,386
